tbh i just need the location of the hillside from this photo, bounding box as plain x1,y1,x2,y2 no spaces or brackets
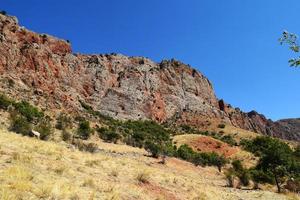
0,13,299,141
0,128,297,200
0,11,299,200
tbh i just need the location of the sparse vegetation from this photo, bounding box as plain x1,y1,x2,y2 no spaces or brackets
177,124,237,146
0,94,13,110
56,113,72,130
72,139,98,153
228,160,250,186
61,130,72,141
9,113,32,136
176,144,227,171
77,120,93,140
136,171,150,184
13,101,44,123
35,116,53,140
218,124,226,129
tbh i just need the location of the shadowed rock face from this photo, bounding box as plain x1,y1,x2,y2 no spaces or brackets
270,119,300,141
0,14,299,141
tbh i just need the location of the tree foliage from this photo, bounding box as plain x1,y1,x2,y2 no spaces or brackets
77,120,93,140
279,31,300,67
242,136,300,192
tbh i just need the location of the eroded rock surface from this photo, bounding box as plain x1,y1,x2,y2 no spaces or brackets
0,13,298,141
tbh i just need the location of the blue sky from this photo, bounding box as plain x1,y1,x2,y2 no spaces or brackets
2,0,300,120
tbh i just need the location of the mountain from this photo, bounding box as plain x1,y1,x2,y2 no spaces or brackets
0,13,299,141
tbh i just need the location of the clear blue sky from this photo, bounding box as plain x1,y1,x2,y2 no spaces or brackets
2,0,300,121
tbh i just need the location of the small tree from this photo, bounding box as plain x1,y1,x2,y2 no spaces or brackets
249,136,293,193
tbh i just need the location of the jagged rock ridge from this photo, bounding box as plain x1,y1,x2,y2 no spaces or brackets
0,13,299,141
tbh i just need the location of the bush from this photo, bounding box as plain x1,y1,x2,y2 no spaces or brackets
226,160,250,187
145,141,161,158
61,130,72,141
56,113,72,130
85,143,98,153
136,171,150,184
249,169,274,184
122,120,171,147
220,135,237,146
225,170,235,187
72,139,98,153
294,145,300,159
35,117,53,140
10,113,32,136
97,127,121,143
239,170,250,186
209,153,227,172
176,144,195,161
77,120,93,139
218,124,226,129
14,101,44,122
0,94,13,110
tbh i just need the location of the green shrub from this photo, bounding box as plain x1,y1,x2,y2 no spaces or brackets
10,113,32,136
122,120,171,146
14,101,44,122
77,120,93,139
225,170,235,187
294,145,300,159
35,117,53,140
145,141,161,158
97,127,120,143
193,152,209,166
0,94,13,110
239,170,250,186
220,135,237,146
249,169,274,184
232,159,243,172
56,113,72,130
226,160,250,187
176,144,195,161
218,124,226,129
208,153,227,172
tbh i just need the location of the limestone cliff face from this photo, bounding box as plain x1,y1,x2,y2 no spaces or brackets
0,14,298,141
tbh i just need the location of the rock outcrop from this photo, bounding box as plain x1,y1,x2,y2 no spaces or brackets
0,13,299,141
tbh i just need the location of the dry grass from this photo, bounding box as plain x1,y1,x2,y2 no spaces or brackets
0,128,297,200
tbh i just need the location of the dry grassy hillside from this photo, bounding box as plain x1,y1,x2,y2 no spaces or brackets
0,128,298,200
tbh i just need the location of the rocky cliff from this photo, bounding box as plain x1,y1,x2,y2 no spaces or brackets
0,13,299,141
